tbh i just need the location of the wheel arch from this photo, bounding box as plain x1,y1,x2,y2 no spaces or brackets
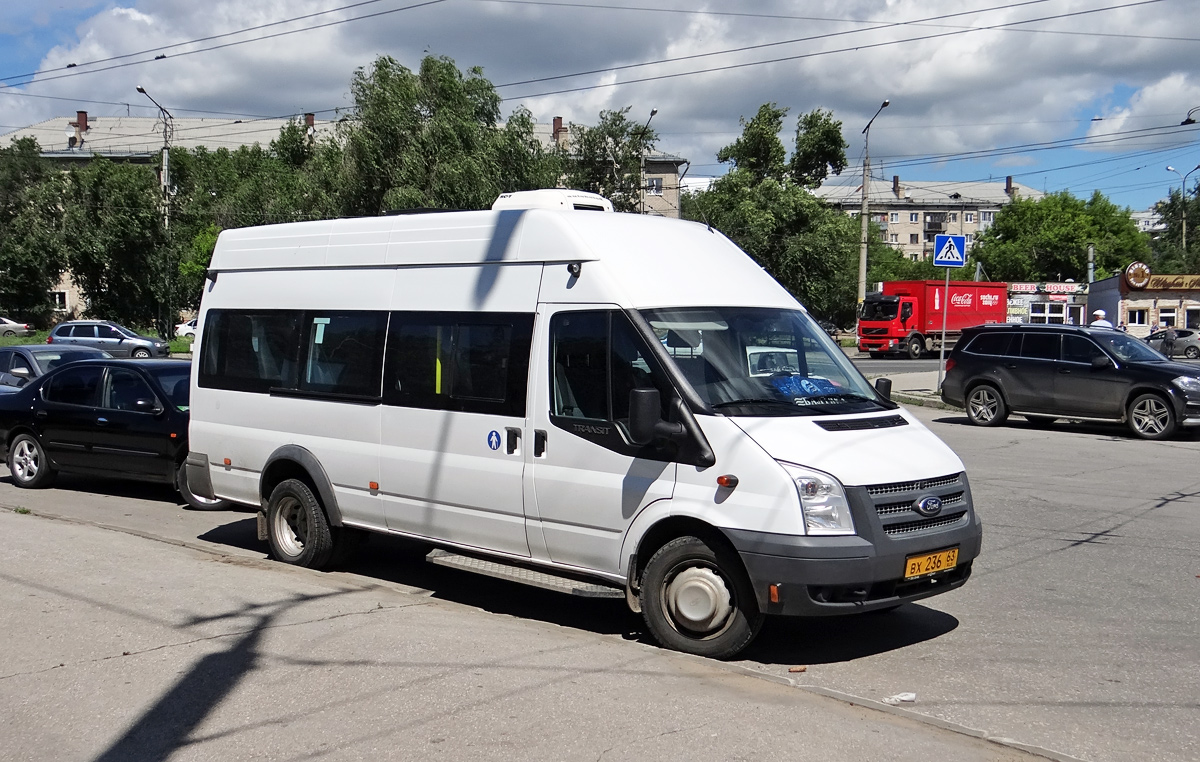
623,509,748,592
1123,385,1177,417
260,445,343,526
963,377,1009,407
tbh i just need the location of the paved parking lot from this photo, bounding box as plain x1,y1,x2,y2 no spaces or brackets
0,402,1196,761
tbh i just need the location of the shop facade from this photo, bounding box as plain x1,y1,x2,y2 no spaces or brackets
1088,265,1200,338
1005,281,1089,325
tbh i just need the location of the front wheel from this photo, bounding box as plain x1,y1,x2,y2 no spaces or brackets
7,433,57,488
639,536,763,659
965,384,1008,426
1186,346,1199,359
906,336,924,360
131,348,152,359
1128,393,1175,440
266,479,335,568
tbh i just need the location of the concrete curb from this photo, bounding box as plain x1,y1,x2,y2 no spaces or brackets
893,392,959,411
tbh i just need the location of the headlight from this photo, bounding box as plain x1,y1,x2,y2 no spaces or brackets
1171,375,1200,393
780,463,856,536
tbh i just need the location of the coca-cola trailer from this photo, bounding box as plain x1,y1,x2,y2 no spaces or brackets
858,280,1008,359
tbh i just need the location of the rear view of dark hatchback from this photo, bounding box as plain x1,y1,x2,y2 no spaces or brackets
942,324,1200,440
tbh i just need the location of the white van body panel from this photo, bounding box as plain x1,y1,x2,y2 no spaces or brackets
731,409,964,487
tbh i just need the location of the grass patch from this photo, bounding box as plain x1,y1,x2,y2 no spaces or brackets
0,330,51,348
13,507,31,515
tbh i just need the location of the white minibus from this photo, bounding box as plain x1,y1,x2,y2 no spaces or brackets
187,189,982,658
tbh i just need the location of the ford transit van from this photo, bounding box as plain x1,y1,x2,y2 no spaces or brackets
186,190,982,658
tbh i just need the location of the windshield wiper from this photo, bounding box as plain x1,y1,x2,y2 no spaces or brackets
712,398,796,409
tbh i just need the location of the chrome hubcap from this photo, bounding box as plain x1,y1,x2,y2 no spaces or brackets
1132,398,1169,435
273,497,308,556
12,440,38,482
664,566,733,634
968,389,998,423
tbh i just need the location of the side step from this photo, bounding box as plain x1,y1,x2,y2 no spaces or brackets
426,550,624,599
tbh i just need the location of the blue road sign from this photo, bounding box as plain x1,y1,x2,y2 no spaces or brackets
933,234,967,268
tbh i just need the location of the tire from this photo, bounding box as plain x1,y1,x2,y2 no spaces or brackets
7,433,57,489
131,348,152,359
266,478,336,568
1128,393,1176,440
906,336,924,360
177,462,231,511
965,384,1008,427
1186,346,1199,359
1024,415,1057,427
639,536,763,660
2,330,14,337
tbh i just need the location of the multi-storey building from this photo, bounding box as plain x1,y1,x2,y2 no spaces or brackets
814,175,1043,260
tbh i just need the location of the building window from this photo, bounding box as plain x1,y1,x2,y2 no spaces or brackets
889,212,899,223
645,177,663,196
890,233,899,243
948,212,958,223
982,211,995,222
909,233,919,245
1128,309,1147,326
965,212,975,223
51,291,68,312
965,233,974,244
909,213,919,223
1159,308,1177,327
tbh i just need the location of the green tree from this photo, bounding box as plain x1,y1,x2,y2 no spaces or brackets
0,138,69,324
560,107,657,213
1152,186,1200,273
789,108,849,189
716,104,788,184
972,190,1149,282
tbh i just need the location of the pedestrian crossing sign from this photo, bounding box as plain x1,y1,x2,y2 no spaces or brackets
933,234,967,268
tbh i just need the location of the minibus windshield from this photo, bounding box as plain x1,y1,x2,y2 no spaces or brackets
642,307,887,416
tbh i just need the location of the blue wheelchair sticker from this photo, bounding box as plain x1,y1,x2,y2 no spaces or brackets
769,375,839,398
487,430,502,451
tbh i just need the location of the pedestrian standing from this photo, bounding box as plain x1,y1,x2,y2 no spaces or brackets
1162,325,1177,359
1089,309,1113,328
1118,321,1128,332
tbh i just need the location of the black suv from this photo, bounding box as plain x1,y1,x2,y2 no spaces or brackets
942,324,1200,440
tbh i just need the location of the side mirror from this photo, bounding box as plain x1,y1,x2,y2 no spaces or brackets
874,377,893,401
135,397,164,415
9,367,31,380
628,388,686,446
1091,355,1112,370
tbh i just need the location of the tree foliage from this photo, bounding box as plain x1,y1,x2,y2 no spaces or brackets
972,190,1150,282
560,107,657,213
0,138,69,323
1151,186,1200,273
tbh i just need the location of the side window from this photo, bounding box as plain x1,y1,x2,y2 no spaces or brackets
96,325,122,339
1020,333,1060,360
10,354,32,374
0,351,10,373
44,366,102,406
1062,335,1105,364
300,312,388,397
550,311,670,422
70,325,96,338
966,332,1014,356
103,368,157,412
383,312,533,416
199,310,304,394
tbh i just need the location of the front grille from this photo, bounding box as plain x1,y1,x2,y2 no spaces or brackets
816,415,908,432
875,491,964,517
884,511,968,536
861,327,889,335
866,474,961,497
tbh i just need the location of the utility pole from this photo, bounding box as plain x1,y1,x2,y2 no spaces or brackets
1166,164,1199,253
137,85,173,337
858,100,889,305
639,108,657,214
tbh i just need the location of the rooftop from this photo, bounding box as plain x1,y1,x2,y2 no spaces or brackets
814,177,1044,207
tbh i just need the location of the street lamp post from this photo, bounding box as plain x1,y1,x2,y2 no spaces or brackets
136,85,173,338
1182,107,1199,126
858,99,889,305
639,108,657,214
1166,163,1200,253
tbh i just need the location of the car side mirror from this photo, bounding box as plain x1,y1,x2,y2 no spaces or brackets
9,367,31,380
135,397,164,415
628,388,686,446
874,377,893,401
1091,355,1112,370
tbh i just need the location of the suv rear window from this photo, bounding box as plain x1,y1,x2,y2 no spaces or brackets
966,332,1018,356
1020,333,1060,360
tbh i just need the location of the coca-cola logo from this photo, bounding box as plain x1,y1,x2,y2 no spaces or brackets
980,294,1000,306
950,293,973,307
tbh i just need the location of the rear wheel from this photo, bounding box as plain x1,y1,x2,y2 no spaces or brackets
639,536,763,659
2,330,14,337
7,433,56,488
1128,393,1175,440
965,384,1008,427
131,348,152,359
1186,346,1199,359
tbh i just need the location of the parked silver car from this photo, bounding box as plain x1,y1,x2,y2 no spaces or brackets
47,320,170,358
0,316,34,337
1144,328,1200,359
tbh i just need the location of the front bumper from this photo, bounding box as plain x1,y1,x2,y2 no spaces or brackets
724,473,982,616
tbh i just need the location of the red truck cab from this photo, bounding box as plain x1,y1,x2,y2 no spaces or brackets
858,281,1008,359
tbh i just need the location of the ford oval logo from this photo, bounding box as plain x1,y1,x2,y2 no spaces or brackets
914,496,942,517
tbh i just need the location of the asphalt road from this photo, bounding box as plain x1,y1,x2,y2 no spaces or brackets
1,405,1197,761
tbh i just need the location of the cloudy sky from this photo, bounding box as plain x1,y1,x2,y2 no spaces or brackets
2,0,1198,211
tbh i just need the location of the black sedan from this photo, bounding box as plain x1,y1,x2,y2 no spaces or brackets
0,358,226,508
0,346,111,390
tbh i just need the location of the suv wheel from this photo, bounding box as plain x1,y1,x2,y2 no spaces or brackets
1128,393,1175,440
965,384,1008,427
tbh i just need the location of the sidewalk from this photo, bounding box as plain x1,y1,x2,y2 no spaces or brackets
879,370,957,410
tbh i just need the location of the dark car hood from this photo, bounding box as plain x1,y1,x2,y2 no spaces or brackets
1127,359,1200,376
